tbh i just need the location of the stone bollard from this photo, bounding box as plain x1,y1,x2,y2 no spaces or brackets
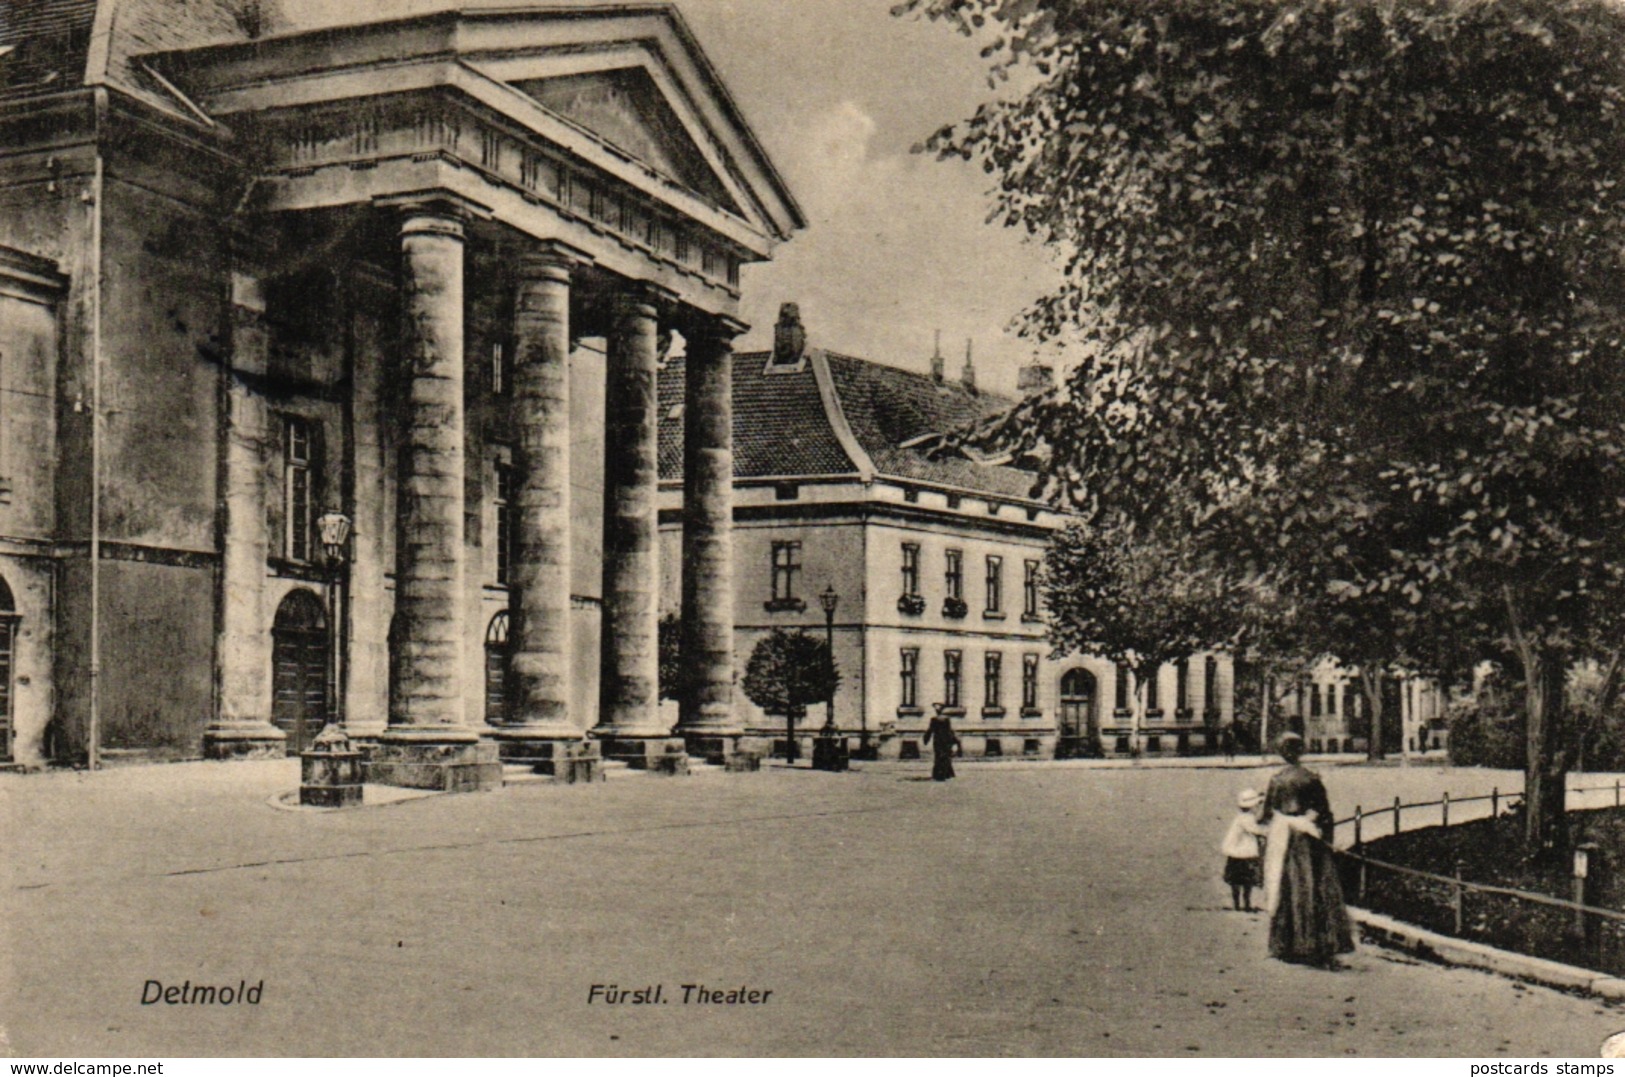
558,741,605,784
299,725,364,808
649,739,691,777
724,737,769,773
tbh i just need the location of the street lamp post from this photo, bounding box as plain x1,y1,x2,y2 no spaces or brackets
300,510,362,807
813,585,847,771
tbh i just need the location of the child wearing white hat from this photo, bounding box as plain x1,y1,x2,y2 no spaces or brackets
1221,787,1267,911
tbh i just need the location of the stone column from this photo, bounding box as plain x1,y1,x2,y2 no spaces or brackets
677,314,747,760
491,242,593,771
369,197,499,792
593,283,678,767
204,236,285,759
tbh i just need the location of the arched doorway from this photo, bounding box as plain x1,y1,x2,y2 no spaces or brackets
0,575,15,763
271,589,328,754
1059,667,1098,758
485,610,510,726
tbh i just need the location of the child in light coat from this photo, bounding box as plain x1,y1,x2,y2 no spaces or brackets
1221,788,1267,911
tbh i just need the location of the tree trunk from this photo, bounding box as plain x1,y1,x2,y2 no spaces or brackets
1522,649,1569,856
1260,673,1271,755
1360,667,1386,761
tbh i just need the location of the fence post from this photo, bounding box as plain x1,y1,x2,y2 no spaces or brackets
1354,806,1363,850
1358,858,1367,904
1442,790,1450,829
1615,779,1620,808
1492,786,1499,819
1394,796,1402,836
1453,859,1466,936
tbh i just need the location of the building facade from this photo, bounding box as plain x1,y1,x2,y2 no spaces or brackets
1273,658,1448,756
655,306,1235,760
0,1,802,778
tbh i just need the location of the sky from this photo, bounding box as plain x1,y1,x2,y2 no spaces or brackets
278,0,1061,396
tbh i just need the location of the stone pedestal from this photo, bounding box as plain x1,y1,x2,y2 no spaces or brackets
812,734,850,772
300,748,364,808
723,737,769,773
556,741,605,784
598,735,688,774
366,738,502,792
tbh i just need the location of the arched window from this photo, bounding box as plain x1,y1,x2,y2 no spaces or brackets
485,610,510,725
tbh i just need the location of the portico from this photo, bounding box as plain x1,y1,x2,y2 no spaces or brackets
158,6,802,785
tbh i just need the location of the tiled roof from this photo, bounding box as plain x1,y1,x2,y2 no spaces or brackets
657,345,1041,501
0,0,97,96
822,352,1038,500
658,352,860,481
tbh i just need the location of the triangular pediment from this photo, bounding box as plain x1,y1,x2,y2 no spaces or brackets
510,68,740,216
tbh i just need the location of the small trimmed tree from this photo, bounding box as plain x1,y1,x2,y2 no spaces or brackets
658,614,683,705
741,629,841,761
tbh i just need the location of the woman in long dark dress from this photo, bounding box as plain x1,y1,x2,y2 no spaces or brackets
923,706,960,781
1259,732,1355,966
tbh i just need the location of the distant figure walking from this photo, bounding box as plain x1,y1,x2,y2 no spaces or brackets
1259,732,1355,967
1221,788,1266,911
923,705,961,782
1220,723,1236,762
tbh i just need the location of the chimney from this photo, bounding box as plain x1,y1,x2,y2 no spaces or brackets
930,329,945,383
961,338,977,392
772,302,805,366
1017,362,1054,395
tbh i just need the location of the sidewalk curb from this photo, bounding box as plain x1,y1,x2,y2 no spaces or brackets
1351,906,1625,999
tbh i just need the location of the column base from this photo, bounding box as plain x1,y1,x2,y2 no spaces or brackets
366,735,501,792
202,722,288,760
595,734,689,775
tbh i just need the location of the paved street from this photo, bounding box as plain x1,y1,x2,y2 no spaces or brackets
3,758,1620,1056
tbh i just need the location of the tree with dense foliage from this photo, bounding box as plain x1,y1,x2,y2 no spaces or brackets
901,0,1625,853
741,629,841,759
1043,518,1238,749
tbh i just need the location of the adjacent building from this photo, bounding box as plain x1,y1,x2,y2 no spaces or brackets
655,306,1235,760
0,0,803,777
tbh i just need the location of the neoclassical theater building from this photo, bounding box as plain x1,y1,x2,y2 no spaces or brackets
0,0,803,782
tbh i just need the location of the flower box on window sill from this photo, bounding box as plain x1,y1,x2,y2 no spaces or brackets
981,706,1007,719
1020,707,1044,720
763,597,806,613
896,705,924,718
941,597,968,619
937,706,966,718
1203,708,1222,725
1112,708,1135,721
896,593,926,616
1175,707,1195,723
982,610,1006,621
1020,613,1043,624
1145,708,1166,722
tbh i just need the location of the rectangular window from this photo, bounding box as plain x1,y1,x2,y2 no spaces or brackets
1310,683,1323,718
491,340,509,397
985,555,1003,613
1146,668,1160,713
1022,653,1040,710
900,648,919,709
284,416,313,562
902,543,921,596
1176,658,1190,713
944,549,963,600
1024,559,1040,617
1328,685,1338,715
771,541,801,602
1115,663,1129,711
944,650,962,709
1205,657,1219,713
985,652,1003,710
495,461,514,586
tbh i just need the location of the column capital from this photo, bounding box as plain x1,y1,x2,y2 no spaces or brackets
615,280,681,323
684,312,750,346
377,189,493,238
518,240,595,286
